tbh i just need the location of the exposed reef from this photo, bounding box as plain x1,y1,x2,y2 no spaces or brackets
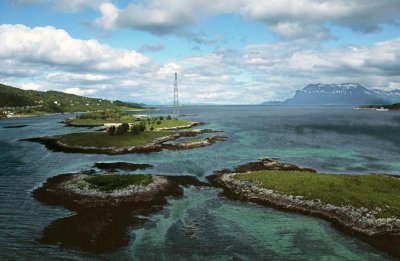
208,158,400,258
33,173,207,253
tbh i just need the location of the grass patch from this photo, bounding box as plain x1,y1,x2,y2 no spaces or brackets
144,119,193,130
60,130,173,148
65,116,193,129
85,174,153,192
235,170,400,218
65,114,139,126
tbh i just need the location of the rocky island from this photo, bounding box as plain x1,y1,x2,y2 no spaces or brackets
24,128,226,154
23,111,226,154
34,172,208,253
208,158,400,257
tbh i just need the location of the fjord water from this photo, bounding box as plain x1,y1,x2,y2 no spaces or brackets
0,106,399,260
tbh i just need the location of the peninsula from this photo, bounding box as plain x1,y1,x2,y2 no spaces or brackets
0,83,149,118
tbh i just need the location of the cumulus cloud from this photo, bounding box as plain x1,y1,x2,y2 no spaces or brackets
13,0,400,42
235,38,400,99
0,24,149,73
1,23,400,104
91,0,400,41
240,0,400,39
64,87,98,96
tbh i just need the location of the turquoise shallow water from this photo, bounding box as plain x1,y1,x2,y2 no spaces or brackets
0,106,399,260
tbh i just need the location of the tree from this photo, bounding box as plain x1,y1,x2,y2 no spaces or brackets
166,115,172,120
107,126,116,135
115,124,128,135
159,116,164,120
156,120,161,125
139,122,146,132
150,126,154,131
121,122,129,132
130,124,141,135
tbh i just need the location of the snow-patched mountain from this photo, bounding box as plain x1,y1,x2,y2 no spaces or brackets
264,83,400,105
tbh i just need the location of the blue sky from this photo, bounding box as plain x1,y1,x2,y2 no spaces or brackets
0,0,400,104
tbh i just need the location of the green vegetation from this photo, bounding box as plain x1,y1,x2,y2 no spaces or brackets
235,170,400,218
65,111,139,126
0,83,146,116
84,174,153,192
130,122,146,135
145,119,193,130
361,103,400,110
60,130,173,148
66,111,193,129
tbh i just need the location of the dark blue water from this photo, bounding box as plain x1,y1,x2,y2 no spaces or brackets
0,106,399,260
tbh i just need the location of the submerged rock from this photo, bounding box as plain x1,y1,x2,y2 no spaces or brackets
33,172,207,253
208,158,400,258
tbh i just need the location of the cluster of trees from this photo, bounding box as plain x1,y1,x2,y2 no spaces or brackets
130,122,146,134
78,110,125,120
107,122,146,136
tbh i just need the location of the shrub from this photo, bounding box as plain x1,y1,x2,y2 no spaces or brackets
156,120,161,125
159,116,164,120
115,124,128,135
139,122,146,132
150,126,154,131
121,122,129,132
166,115,172,120
130,124,141,135
107,126,116,135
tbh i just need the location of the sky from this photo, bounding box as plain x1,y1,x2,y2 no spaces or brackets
0,0,399,104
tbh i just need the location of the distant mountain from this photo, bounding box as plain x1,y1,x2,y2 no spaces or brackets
0,83,144,115
263,83,400,105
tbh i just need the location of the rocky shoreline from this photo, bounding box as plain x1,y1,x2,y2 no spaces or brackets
208,159,400,258
33,172,208,253
22,129,226,154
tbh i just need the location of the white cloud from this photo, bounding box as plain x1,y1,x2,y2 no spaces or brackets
0,24,150,73
20,83,40,90
1,23,400,104
12,0,400,42
90,0,400,41
64,87,98,96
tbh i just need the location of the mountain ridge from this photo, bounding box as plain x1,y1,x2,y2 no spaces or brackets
263,83,400,105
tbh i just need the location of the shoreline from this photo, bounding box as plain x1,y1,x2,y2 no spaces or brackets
208,159,400,258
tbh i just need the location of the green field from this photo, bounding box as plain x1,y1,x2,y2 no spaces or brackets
60,130,174,148
84,174,153,192
65,115,140,126
235,170,400,218
145,119,193,130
